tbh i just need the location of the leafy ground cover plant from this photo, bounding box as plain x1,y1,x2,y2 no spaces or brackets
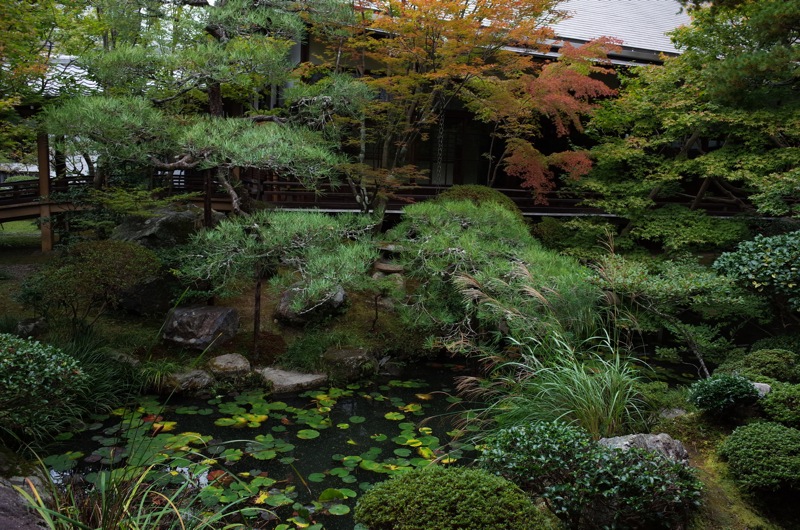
718,421,800,494
0,334,88,441
354,465,557,530
687,373,759,416
478,421,703,530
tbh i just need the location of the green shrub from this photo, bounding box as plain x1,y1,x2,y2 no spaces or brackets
18,240,161,333
742,348,799,383
354,465,556,530
750,334,800,355
434,184,524,221
0,334,88,440
714,230,800,311
718,422,800,493
687,373,759,415
762,383,800,427
478,422,703,530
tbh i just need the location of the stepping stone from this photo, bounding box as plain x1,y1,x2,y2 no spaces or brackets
257,367,328,393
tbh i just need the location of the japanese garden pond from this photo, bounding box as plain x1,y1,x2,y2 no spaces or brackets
40,362,477,529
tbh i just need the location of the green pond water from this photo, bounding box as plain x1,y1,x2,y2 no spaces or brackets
42,362,477,529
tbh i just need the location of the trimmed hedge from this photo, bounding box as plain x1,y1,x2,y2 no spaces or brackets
718,422,800,493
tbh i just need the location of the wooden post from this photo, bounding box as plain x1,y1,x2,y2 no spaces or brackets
37,132,54,252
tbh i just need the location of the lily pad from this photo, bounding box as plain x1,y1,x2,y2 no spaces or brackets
328,503,351,516
308,473,326,483
384,412,405,421
297,429,320,440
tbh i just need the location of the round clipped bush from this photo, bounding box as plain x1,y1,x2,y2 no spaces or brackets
353,465,556,530
0,334,88,439
478,422,702,530
743,348,799,383
434,184,524,221
718,422,800,493
688,373,759,415
762,384,800,427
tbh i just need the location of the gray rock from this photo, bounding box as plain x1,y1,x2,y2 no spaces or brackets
163,306,239,350
274,284,347,326
752,382,771,397
322,348,377,383
112,204,222,250
659,407,688,420
257,367,328,393
0,477,47,530
119,274,182,317
165,369,214,392
15,318,47,339
208,353,251,377
598,433,690,464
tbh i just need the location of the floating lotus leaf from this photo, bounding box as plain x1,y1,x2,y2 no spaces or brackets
328,503,350,515
318,488,346,502
297,429,320,439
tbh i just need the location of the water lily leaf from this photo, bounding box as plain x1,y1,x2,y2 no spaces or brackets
414,393,434,400
330,467,351,477
340,475,357,483
393,448,412,457
370,434,387,442
152,421,177,433
398,423,415,431
307,473,326,483
336,423,349,429
349,416,366,424
297,429,320,440
271,426,287,432
346,439,358,445
401,403,422,413
54,432,74,441
279,456,295,464
214,417,247,428
328,503,350,515
384,412,405,421
342,455,362,467
221,448,243,462
264,493,294,507
318,488,346,502
44,451,83,472
251,450,277,460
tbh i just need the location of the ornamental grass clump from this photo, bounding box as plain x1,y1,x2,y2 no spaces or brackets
354,465,557,530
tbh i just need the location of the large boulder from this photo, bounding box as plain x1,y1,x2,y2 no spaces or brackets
112,204,222,250
274,284,347,326
163,306,239,350
119,274,182,317
598,433,690,464
322,347,377,383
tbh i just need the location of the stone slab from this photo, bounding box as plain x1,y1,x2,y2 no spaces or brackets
257,368,328,393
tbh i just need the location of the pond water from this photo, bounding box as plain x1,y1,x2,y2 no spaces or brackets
42,362,477,529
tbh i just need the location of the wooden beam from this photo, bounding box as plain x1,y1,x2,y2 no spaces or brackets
37,132,54,252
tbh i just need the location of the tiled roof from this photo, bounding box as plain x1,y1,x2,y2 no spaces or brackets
551,0,691,55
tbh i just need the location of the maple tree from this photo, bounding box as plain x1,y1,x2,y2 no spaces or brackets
575,0,800,251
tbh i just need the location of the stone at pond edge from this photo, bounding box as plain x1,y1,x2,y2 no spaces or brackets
274,284,347,326
373,260,404,274
163,306,239,350
322,348,377,383
208,353,251,377
165,369,215,393
257,367,328,393
598,433,690,465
